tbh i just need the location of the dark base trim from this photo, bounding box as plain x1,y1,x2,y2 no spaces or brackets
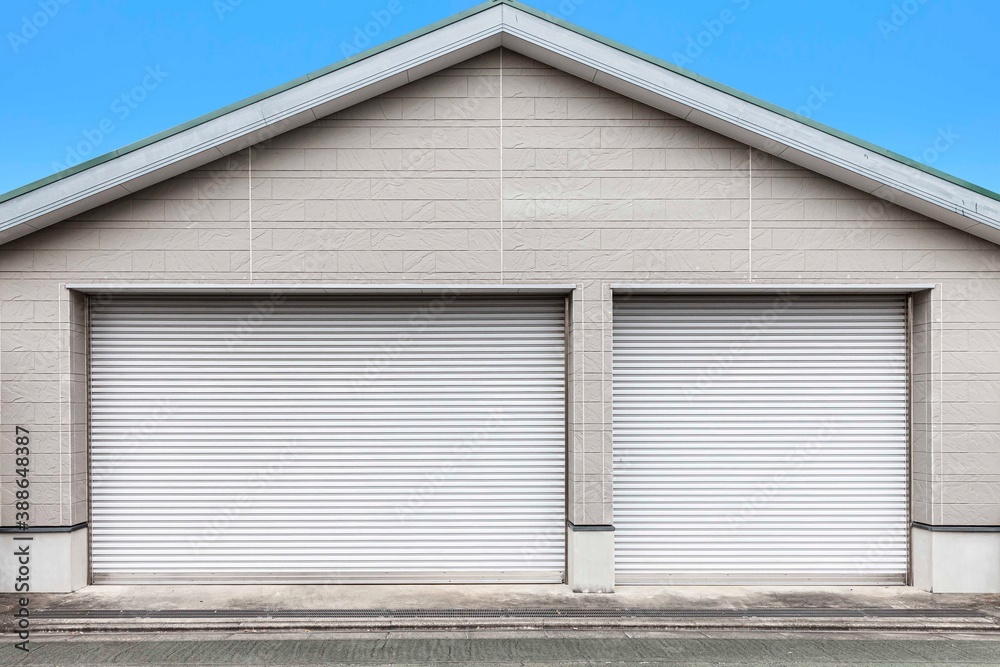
912,522,1000,533
567,520,614,532
0,522,87,534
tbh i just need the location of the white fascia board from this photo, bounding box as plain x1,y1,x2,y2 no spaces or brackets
67,283,575,296
0,104,269,244
500,5,1000,244
0,6,504,246
257,12,503,126
500,7,599,84
0,185,133,242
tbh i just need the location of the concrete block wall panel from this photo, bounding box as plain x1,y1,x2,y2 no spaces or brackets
249,49,504,282
63,288,89,527
1,49,999,569
911,290,936,527
0,283,87,530
566,280,612,525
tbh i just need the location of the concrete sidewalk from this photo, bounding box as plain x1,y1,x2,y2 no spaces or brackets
3,585,999,635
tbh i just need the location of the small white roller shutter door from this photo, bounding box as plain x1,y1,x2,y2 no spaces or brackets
91,296,565,583
613,295,908,584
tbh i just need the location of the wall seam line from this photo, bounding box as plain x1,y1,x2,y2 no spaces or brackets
926,302,931,525
748,147,753,283
580,283,585,523
499,47,504,285
601,282,607,523
248,147,253,284
938,283,944,523
58,283,64,525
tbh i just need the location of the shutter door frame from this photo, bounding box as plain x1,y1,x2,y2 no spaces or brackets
613,294,909,585
89,295,566,584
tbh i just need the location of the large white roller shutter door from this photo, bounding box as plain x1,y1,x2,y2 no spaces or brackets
613,295,908,584
91,296,566,583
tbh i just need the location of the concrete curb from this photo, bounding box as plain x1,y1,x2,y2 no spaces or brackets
25,614,1000,635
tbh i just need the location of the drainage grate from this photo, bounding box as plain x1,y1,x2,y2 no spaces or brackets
35,607,989,620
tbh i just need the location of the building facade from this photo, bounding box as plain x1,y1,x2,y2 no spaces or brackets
1,2,998,594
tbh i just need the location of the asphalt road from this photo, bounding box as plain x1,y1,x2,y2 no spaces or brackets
2,637,1000,666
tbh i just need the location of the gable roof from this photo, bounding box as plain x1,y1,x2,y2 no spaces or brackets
2,0,998,246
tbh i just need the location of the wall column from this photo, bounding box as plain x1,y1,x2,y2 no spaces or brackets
565,281,614,592
1,285,88,592
911,286,1000,593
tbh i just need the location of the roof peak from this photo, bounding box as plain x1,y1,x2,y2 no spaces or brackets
1,0,997,246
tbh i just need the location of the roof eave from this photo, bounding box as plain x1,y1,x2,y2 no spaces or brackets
0,4,506,246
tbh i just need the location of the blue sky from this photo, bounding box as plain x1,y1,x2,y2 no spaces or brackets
1,0,997,196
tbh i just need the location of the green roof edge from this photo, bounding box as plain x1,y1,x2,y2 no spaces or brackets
502,0,1000,202
3,0,997,207
0,0,500,206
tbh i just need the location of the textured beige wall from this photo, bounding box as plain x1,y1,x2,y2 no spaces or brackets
1,48,998,531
